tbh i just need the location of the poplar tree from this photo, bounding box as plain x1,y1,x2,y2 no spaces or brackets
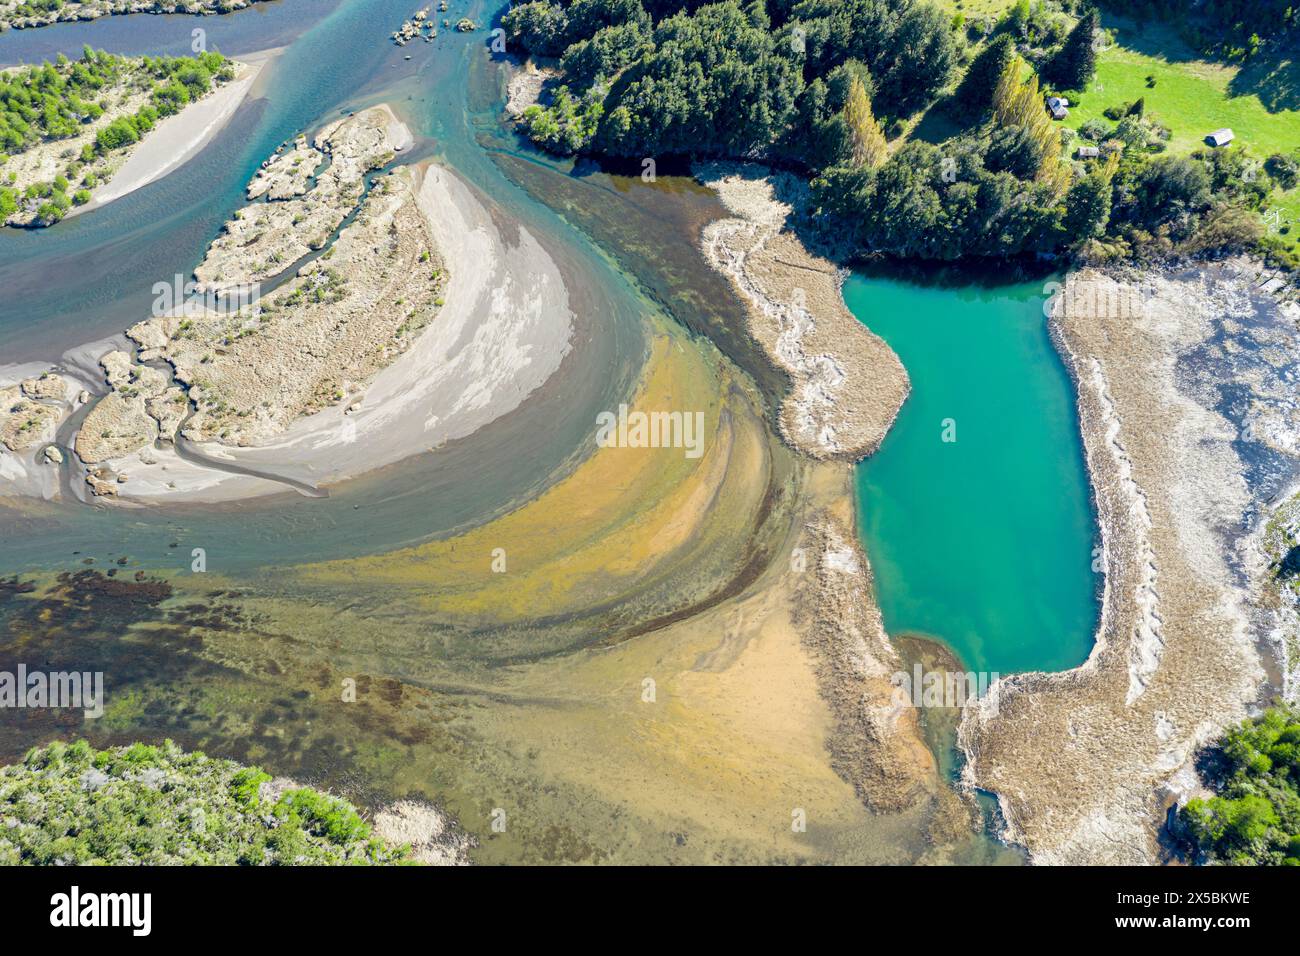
844,75,888,167
993,55,1069,193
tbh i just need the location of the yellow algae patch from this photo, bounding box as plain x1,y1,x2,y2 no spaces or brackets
439,476,933,863
299,321,771,626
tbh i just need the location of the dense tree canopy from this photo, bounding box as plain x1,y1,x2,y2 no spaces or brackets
0,740,410,865
507,0,959,159
1178,707,1300,866
503,0,1294,266
592,2,803,156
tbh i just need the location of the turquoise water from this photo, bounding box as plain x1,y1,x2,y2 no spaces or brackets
846,272,1099,675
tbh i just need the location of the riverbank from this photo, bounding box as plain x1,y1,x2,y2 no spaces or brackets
71,49,274,217
959,260,1300,864
696,162,909,462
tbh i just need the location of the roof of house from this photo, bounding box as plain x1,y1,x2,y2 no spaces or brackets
1207,127,1235,144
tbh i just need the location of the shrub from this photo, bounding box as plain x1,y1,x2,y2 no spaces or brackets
1176,707,1300,865
0,741,411,865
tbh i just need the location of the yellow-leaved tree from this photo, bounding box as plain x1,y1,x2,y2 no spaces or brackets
992,55,1069,194
844,75,888,168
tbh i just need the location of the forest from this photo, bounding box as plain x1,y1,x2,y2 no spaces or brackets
1178,707,1300,866
503,0,1299,266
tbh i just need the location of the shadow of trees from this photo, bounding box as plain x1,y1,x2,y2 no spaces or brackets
1229,54,1300,113
1277,543,1300,579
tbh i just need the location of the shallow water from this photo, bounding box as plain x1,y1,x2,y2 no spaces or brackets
846,272,1100,675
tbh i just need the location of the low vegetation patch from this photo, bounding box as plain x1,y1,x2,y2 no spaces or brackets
1,46,232,226
0,740,411,865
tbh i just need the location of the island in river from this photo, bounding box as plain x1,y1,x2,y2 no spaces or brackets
0,100,574,502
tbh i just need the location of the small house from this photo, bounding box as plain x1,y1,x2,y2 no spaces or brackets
1047,96,1070,120
1076,145,1101,159
1205,128,1235,147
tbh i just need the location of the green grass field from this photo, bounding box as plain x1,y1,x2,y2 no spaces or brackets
936,7,1300,255
1061,22,1300,157
1060,17,1300,254
940,0,1018,22
908,6,1300,255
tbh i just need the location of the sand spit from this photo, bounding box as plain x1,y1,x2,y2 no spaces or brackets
696,163,909,462
794,507,944,813
22,105,574,503
693,163,948,829
73,55,269,217
160,163,574,495
959,262,1300,864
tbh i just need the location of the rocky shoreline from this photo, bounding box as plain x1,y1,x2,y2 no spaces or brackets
193,103,409,294
503,57,555,118
696,162,909,462
959,261,1300,864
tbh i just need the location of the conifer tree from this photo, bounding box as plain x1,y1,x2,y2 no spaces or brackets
954,33,1016,117
1051,9,1100,90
